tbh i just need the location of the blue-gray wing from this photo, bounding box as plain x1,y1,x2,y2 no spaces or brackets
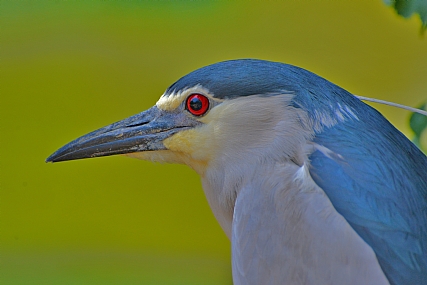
309,107,427,285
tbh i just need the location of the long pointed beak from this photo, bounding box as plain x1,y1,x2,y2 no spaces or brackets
46,106,196,163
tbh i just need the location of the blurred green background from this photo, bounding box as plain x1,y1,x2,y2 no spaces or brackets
1,1,426,284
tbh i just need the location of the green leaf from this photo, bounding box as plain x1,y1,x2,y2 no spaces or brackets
409,102,427,152
385,0,427,33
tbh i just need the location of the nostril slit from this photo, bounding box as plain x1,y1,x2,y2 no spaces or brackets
126,121,150,128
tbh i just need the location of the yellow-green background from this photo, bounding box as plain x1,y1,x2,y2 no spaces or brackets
1,1,426,284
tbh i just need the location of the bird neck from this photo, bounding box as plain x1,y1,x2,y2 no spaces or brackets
200,151,311,239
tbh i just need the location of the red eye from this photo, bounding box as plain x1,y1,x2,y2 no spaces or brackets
186,94,209,116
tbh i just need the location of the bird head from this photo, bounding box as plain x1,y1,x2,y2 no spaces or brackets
46,59,356,175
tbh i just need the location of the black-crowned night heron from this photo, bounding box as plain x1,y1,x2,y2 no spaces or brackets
47,59,427,285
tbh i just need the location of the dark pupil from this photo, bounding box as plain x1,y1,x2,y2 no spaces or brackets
190,97,202,111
